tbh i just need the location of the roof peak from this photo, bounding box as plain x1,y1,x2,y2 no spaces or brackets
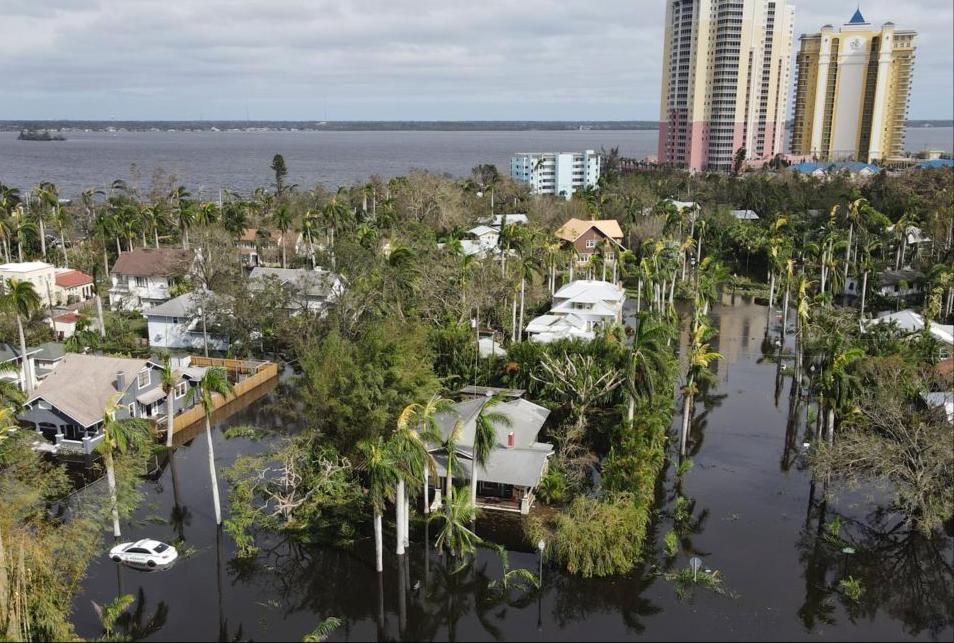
848,7,867,24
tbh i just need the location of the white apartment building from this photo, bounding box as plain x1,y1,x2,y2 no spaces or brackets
510,151,601,199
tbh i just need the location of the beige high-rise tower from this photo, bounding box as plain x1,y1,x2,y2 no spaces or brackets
658,0,795,172
791,10,916,163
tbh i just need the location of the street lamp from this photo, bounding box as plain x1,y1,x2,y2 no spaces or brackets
537,539,546,585
537,539,546,630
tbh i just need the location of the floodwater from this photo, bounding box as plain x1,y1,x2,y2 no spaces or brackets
70,299,954,641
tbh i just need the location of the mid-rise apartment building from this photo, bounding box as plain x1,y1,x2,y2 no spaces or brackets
510,151,601,199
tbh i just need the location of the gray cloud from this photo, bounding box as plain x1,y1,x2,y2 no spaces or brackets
2,1,951,120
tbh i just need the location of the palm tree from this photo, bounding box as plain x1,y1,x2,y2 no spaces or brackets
99,395,150,538
514,247,541,342
680,311,722,456
470,396,511,507
160,357,178,449
1,279,41,394
428,492,480,558
193,367,234,525
140,203,166,249
392,398,445,555
270,205,294,268
356,436,399,573
625,313,670,424
9,206,37,263
31,182,57,261
816,336,864,445
170,186,194,249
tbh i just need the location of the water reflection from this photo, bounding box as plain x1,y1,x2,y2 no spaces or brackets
68,300,952,641
798,500,954,638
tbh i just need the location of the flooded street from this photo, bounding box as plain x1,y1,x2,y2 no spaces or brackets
71,299,954,641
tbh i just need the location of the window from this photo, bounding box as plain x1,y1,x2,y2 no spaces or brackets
128,403,136,417
135,276,148,288
137,369,150,388
175,382,187,398
585,239,597,249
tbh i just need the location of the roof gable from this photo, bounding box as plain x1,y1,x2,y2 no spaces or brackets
111,248,194,277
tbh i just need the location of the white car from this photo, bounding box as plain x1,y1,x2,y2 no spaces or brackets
109,539,178,569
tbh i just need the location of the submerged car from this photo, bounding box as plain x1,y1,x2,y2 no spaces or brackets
109,539,178,569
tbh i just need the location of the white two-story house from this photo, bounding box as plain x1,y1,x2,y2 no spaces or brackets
109,248,195,311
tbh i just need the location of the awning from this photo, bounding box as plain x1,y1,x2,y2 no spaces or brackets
136,388,166,406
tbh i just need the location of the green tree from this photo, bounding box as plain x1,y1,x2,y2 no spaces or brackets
1,278,41,394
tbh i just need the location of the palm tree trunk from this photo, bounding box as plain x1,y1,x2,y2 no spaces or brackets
780,283,790,342
518,277,526,342
636,278,642,313
105,450,122,538
396,478,405,555
155,228,160,249
470,461,479,507
15,314,32,394
423,466,430,514
374,511,383,573
445,464,453,504
402,486,410,549
859,270,869,319
827,407,835,446
281,232,287,268
17,237,23,263
95,294,106,338
165,390,175,448
38,218,47,260
843,224,853,289
680,387,693,457
205,414,222,525
511,296,517,342
182,226,190,250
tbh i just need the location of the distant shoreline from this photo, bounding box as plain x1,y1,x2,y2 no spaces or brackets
1,119,951,133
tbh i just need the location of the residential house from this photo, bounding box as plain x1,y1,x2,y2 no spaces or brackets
866,309,954,358
921,392,953,425
790,161,880,178
248,267,343,313
427,391,553,514
554,218,624,265
0,261,57,301
844,269,923,300
31,342,65,380
142,290,230,352
457,225,501,257
53,269,94,303
0,342,43,392
478,214,529,228
0,263,95,305
731,209,760,221
52,311,81,340
526,280,626,343
109,248,195,311
19,353,204,454
237,228,304,268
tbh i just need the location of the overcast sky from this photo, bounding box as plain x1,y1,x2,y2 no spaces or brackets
3,0,951,121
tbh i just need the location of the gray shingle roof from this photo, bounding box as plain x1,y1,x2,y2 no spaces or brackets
25,353,152,427
248,267,340,298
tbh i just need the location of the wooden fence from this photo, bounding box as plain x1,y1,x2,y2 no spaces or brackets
167,360,278,435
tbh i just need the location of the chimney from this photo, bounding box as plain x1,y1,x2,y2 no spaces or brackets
115,371,126,391
507,432,515,448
